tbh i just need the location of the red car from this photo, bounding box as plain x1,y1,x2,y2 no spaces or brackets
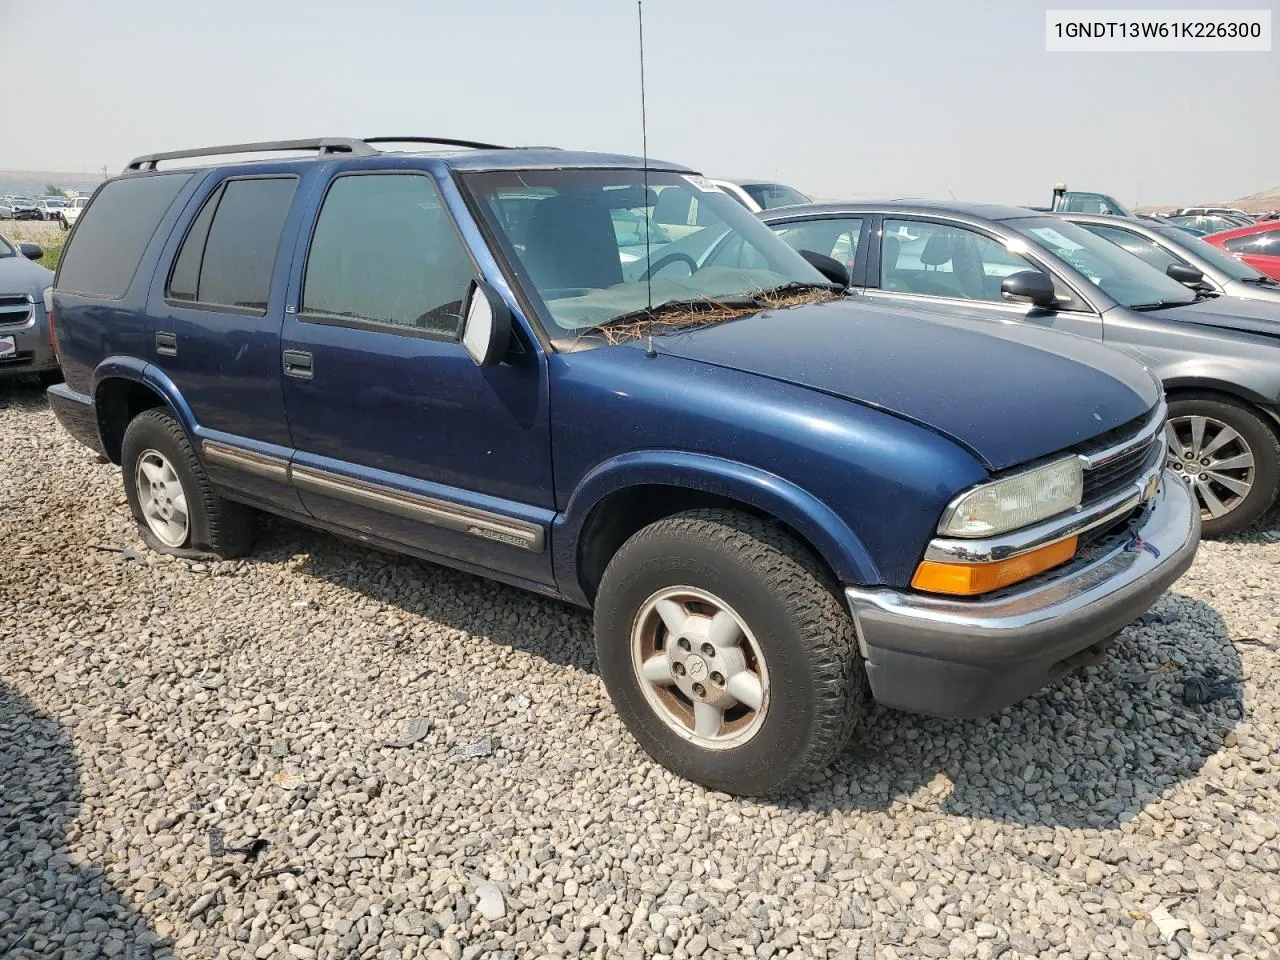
1203,221,1280,281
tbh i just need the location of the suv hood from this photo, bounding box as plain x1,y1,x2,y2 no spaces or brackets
0,255,54,292
653,298,1158,470
1152,295,1280,339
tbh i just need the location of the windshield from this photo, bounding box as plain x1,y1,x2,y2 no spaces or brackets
43,198,66,206
742,183,810,210
465,169,828,336
1147,221,1271,282
1011,216,1195,308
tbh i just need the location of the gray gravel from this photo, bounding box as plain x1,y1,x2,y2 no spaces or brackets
3,378,1280,960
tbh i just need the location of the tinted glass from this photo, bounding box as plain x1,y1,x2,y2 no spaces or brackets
880,220,1040,302
742,183,810,209
167,184,221,302
1224,229,1280,254
466,169,826,336
1011,216,1195,308
1081,223,1181,272
771,218,863,268
57,174,191,298
192,178,296,311
302,173,474,336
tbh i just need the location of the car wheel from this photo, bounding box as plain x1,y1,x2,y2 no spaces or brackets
1165,394,1280,537
593,508,865,795
121,408,254,558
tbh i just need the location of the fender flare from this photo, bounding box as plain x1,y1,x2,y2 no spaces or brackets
553,450,881,606
91,358,200,451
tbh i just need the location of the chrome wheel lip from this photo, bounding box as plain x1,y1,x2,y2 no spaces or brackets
1165,414,1256,522
134,449,190,548
630,586,770,751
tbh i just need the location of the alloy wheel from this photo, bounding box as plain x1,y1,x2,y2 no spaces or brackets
630,586,770,750
1165,415,1255,521
134,449,190,547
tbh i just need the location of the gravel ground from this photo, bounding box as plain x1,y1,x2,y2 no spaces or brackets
3,378,1279,960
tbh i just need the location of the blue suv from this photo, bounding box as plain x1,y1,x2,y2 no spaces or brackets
47,137,1199,794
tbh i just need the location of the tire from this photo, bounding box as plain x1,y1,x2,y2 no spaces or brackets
1166,393,1280,537
593,508,865,795
121,408,254,558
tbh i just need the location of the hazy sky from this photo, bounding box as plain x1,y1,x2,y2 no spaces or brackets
3,0,1276,206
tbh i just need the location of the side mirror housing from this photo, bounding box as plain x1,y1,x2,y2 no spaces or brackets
797,249,850,290
1165,262,1204,286
1000,270,1057,308
461,280,512,367
19,242,43,261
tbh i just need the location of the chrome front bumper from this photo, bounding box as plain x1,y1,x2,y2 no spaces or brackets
844,471,1200,718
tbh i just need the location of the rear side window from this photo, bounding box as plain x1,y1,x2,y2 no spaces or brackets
57,173,192,299
1223,230,1280,254
300,173,475,337
167,177,297,312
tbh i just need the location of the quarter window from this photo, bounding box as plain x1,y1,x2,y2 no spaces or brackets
301,174,474,337
167,177,297,312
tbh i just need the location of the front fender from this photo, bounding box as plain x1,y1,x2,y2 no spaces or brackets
553,450,882,606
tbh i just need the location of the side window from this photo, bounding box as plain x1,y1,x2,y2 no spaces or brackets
1084,224,1180,273
880,220,1040,302
167,177,297,312
57,173,193,299
1224,230,1280,254
772,218,863,268
301,173,474,337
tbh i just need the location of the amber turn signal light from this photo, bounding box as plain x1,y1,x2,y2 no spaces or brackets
911,536,1078,596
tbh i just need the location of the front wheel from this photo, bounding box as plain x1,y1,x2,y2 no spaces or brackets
121,408,254,558
1165,394,1280,537
593,509,865,795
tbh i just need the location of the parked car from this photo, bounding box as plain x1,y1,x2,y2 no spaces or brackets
48,137,1198,795
0,196,41,220
1050,187,1134,217
1173,206,1254,221
1202,222,1280,282
1058,212,1280,304
710,179,810,212
60,195,90,230
0,233,58,383
1169,214,1251,234
760,202,1280,536
36,197,68,221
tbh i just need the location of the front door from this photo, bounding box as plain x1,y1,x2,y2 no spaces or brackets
866,216,1105,341
280,169,556,587
146,171,304,513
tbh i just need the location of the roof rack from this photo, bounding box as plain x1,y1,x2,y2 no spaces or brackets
124,135,527,173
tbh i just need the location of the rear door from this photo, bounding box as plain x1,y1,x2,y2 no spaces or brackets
279,168,556,587
146,171,303,513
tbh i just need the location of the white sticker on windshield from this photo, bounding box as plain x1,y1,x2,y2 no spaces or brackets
683,175,722,193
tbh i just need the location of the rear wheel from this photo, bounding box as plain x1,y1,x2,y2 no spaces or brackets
1165,394,1280,537
121,408,254,558
593,508,865,795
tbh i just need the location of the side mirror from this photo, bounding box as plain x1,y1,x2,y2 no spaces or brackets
461,280,512,367
19,242,43,261
1001,270,1057,308
797,249,850,290
1165,262,1204,287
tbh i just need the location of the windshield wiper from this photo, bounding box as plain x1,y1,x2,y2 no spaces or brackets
1240,275,1279,286
1128,299,1195,311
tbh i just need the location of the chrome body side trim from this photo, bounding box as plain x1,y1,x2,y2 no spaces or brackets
202,440,290,481
923,426,1166,564
290,465,545,552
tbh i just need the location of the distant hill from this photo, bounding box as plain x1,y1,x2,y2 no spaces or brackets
0,169,105,197
1139,185,1280,216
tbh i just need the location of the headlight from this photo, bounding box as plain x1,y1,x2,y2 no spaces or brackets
938,457,1082,538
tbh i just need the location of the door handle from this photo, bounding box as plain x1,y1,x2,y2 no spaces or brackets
283,350,314,379
155,331,178,357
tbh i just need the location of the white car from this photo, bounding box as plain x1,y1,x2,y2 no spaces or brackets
36,197,69,221
60,196,89,230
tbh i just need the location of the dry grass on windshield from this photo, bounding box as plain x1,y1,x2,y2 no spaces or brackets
596,288,838,345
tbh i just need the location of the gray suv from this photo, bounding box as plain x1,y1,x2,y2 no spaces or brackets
760,201,1280,536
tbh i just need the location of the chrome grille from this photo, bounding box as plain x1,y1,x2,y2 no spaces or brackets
0,294,33,326
1076,403,1166,506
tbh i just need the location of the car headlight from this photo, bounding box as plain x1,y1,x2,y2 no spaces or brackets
938,457,1083,538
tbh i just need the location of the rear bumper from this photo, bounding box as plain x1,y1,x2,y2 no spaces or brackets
46,382,105,456
845,471,1200,718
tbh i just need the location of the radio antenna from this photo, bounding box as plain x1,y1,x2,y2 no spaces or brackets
638,0,656,358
